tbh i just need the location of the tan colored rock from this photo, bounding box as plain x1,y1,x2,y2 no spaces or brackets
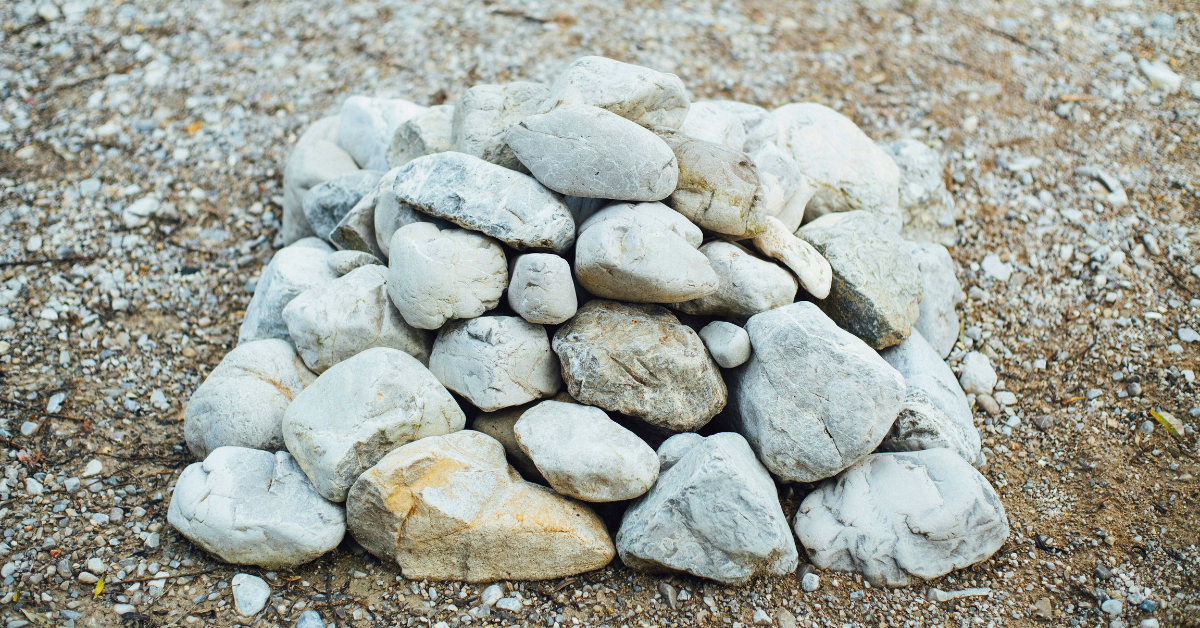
655,128,766,239
750,216,832,299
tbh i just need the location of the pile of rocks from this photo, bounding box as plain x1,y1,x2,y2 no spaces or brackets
168,56,1010,588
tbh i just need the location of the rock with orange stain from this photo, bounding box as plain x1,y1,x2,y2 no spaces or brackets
346,430,614,582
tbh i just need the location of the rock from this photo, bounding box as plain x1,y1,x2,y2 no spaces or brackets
373,167,452,260
654,127,766,238
495,598,522,612
726,302,905,482
183,339,316,460
750,216,832,299
698,321,751,369
1032,597,1053,620
346,430,614,581
543,56,690,129
904,241,964,358
753,609,772,625
553,300,727,432
656,433,704,473
391,152,575,253
798,211,922,349
677,100,754,150
801,572,819,592
574,202,717,303
232,573,271,616
283,265,432,373
958,351,997,395
749,142,815,233
878,331,980,464
472,396,573,482
793,449,1009,587
238,238,337,345
514,400,658,502
387,104,454,168
975,393,1000,417
451,82,550,171
745,103,901,231
302,170,384,243
327,250,381,277
1137,59,1183,93
329,187,384,259
296,610,326,628
429,316,561,412
167,447,345,568
282,347,466,501
82,459,102,477
385,223,508,330
283,116,359,244
122,195,159,229
336,96,426,171
671,241,796,317
481,584,505,608
507,253,578,325
1101,598,1124,615
617,433,797,584
563,195,608,234
507,104,678,202
980,254,1012,282
881,139,957,247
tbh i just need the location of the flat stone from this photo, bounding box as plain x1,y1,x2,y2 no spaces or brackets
336,96,425,171
238,238,337,345
507,104,678,202
507,253,578,325
346,430,615,582
373,167,452,260
671,241,796,317
677,100,753,150
184,339,316,460
327,250,382,277
387,104,454,168
232,573,271,616
655,432,704,473
655,127,765,238
798,211,922,349
429,316,561,412
391,152,575,253
451,82,550,171
167,447,345,568
958,351,997,395
329,186,384,259
385,223,508,330
904,241,964,358
543,56,690,128
882,139,957,247
282,347,466,502
552,300,726,432
698,321,751,369
793,449,1009,587
617,433,798,585
726,302,905,482
302,170,384,243
749,141,815,233
283,116,359,244
751,216,832,299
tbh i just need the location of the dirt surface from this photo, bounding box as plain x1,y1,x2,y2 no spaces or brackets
1,0,1199,627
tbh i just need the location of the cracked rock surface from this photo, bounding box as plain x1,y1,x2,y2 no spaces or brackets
428,316,561,412
542,56,691,129
385,223,508,330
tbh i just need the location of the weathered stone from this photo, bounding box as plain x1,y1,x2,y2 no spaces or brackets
472,406,544,482
326,250,381,277
563,196,608,235
336,96,425,171
429,316,560,412
232,574,271,616
655,128,765,238
451,82,549,171
903,241,964,359
373,168,452,260
303,170,383,245
749,142,815,233
346,430,615,581
329,187,384,259
727,302,905,482
167,447,345,568
672,241,795,317
282,116,359,244
507,253,577,325
238,238,337,345
655,432,704,473
543,56,690,129
386,104,454,168
697,100,770,145
798,211,922,349
750,216,831,299
677,100,751,150
552,300,726,432
794,449,1008,587
385,223,508,330
282,347,466,502
617,433,798,585
882,139,957,247
958,351,996,395
698,321,751,369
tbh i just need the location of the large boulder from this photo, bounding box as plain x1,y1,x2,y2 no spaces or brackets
336,96,425,171
386,104,454,168
881,139,957,247
543,56,690,128
904,241,964,359
507,253,578,325
654,127,766,239
238,238,337,345
282,116,359,244
450,82,550,171
671,241,796,317
429,316,561,412
385,223,508,330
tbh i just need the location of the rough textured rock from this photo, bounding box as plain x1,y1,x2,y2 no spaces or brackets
749,141,815,233
391,152,575,253
543,56,690,129
329,187,384,259
879,331,980,463
655,127,766,238
302,170,384,245
451,82,549,171
617,433,798,584
336,96,425,171
507,104,678,202
429,316,560,412
183,339,316,460
373,168,452,260
727,302,905,482
238,238,337,345
167,447,345,568
745,103,901,231
282,265,432,373
507,253,577,325
672,241,796,317
751,216,832,299
698,321,751,369
655,432,705,473
552,300,726,432
283,116,359,244
677,100,750,150
958,351,997,395
386,223,508,330
327,250,381,277
514,400,658,502
882,139,957,247
798,211,922,349
387,104,454,168
282,347,465,502
793,449,1009,587
345,431,614,582
574,202,717,303
903,241,964,358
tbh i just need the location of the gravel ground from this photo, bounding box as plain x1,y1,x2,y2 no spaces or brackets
1,0,1199,627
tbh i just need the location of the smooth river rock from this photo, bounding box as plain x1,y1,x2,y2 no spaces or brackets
282,116,359,244
655,432,705,473
698,321,751,369
751,216,832,299
429,316,561,412
507,253,578,325
238,238,337,345
387,104,454,168
671,241,796,317
655,127,766,238
749,141,815,233
543,56,690,129
451,82,549,171
301,170,384,243
904,241,964,359
336,96,425,171
386,223,508,330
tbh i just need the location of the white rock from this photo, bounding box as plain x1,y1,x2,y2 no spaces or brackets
167,447,345,568
232,573,272,616
980,254,1012,282
451,82,550,171
387,104,454,168
904,241,964,359
326,250,381,276
472,394,572,482
373,167,451,260
543,56,690,128
495,598,522,613
481,584,505,608
698,321,751,369
283,117,359,244
282,347,466,501
429,316,561,412
122,196,160,229
507,253,578,325
677,100,750,150
82,459,103,477
801,573,819,592
655,127,766,238
672,241,796,317
238,238,337,345
297,611,325,628
336,96,426,171
749,142,815,233
1137,59,1183,93
385,223,508,330
958,351,997,395
881,139,957,247
655,432,705,473
750,216,832,299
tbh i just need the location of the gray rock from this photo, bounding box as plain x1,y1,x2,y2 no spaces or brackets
655,127,765,238
326,250,382,277
429,316,561,412
385,223,508,330
958,352,997,395
543,56,690,129
282,347,466,502
183,339,316,460
283,265,432,373
282,116,359,244
386,104,454,168
302,170,384,244
563,195,609,235
698,321,751,369
617,432,798,585
238,238,337,345
677,100,755,150
798,211,922,349
391,152,575,253
882,139,957,247
801,573,819,592
552,300,726,432
167,447,345,568
451,82,550,171
514,400,658,502
373,167,452,260
793,449,1009,587
904,241,964,358
750,216,831,299
296,610,325,628
879,330,980,464
726,302,905,482
336,96,425,171
671,241,796,317
232,573,271,616
507,253,578,325
329,187,384,259
749,142,815,233
507,104,678,202
655,432,704,473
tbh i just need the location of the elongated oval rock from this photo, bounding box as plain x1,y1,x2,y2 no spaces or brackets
672,241,796,317
751,216,832,299
239,238,337,345
391,152,575,253
750,141,815,233
543,56,690,129
429,316,561,412
451,82,549,171
386,223,508,330
507,104,678,202
654,127,766,239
